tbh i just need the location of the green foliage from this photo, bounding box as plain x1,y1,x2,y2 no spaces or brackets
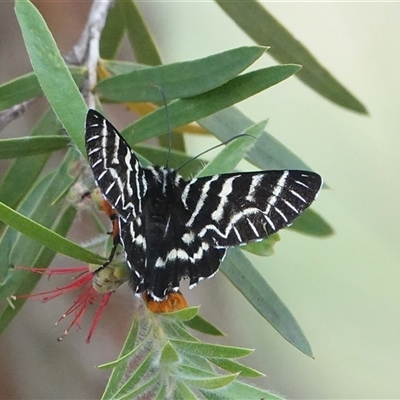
215,0,368,114
99,308,281,400
0,136,71,159
15,0,87,156
0,67,84,112
97,46,267,102
0,0,361,397
121,64,303,145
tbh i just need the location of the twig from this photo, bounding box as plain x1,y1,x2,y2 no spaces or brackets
66,0,114,109
0,101,33,132
0,0,113,132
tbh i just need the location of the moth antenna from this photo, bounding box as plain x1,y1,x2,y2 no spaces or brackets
176,133,256,173
152,84,172,169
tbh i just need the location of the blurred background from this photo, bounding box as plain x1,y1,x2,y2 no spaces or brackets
1,1,400,398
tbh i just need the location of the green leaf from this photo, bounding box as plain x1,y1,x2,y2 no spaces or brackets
98,319,143,370
200,380,284,400
170,339,253,359
0,149,77,283
0,174,53,284
158,130,186,154
15,0,87,155
183,315,225,337
0,156,80,335
0,109,60,215
160,341,180,365
0,206,77,336
110,352,155,400
101,318,140,399
100,0,126,59
209,358,264,378
242,234,280,257
0,136,69,159
198,120,266,177
199,106,315,171
123,64,301,145
0,200,104,265
163,318,202,343
185,372,239,390
154,385,167,400
162,306,199,322
221,248,313,357
122,0,162,66
114,374,159,400
175,382,198,400
288,208,334,237
100,60,148,76
97,46,266,102
215,0,367,114
0,67,84,112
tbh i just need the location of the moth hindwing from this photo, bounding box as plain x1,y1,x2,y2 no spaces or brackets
85,109,322,301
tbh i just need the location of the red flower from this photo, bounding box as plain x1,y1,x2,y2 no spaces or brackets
14,265,120,343
14,261,190,342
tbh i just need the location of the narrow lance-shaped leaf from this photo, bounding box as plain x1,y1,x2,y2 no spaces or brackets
122,64,301,144
0,108,60,217
0,201,104,265
0,67,84,112
109,352,155,400
100,59,149,76
100,318,140,399
242,233,280,257
96,46,266,102
288,208,334,237
170,339,253,359
154,385,167,400
200,380,284,400
209,358,264,378
215,0,367,114
199,106,312,170
0,149,79,282
98,327,151,370
160,341,180,365
197,120,266,178
114,374,160,400
100,0,126,59
221,247,313,357
0,206,77,336
0,149,84,336
15,0,87,155
122,0,162,66
183,314,225,337
0,136,69,159
175,382,198,400
184,373,239,390
162,306,199,322
0,174,54,283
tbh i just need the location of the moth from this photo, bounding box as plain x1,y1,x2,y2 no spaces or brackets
85,110,322,301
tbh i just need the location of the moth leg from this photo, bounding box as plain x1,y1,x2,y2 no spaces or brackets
102,239,119,268
99,198,121,269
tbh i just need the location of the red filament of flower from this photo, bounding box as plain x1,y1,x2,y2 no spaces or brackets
56,284,97,342
16,268,93,302
86,292,112,343
14,266,111,342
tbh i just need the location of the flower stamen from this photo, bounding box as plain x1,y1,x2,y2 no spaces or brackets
13,265,117,342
